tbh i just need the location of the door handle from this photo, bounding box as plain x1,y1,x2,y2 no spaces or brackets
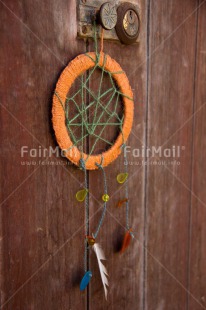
77,0,141,45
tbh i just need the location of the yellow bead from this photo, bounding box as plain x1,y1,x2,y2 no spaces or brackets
86,236,96,246
76,189,88,202
102,194,110,202
117,173,128,184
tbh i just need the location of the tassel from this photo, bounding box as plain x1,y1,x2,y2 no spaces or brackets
93,243,109,300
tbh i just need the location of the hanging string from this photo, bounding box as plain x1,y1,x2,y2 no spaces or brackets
80,159,89,272
100,27,104,53
80,156,108,272
122,144,130,230
93,159,108,239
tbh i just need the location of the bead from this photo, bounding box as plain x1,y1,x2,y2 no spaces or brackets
117,173,128,184
80,271,92,291
86,236,96,246
76,189,88,202
102,194,110,202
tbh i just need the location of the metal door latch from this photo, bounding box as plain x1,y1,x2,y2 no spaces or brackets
77,0,141,45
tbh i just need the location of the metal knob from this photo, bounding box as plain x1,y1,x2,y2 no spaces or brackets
99,2,117,30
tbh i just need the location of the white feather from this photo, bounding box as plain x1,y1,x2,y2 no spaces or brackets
93,243,109,300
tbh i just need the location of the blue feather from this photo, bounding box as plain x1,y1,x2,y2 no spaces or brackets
80,271,92,291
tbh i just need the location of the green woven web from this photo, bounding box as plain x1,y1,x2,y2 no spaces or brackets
55,53,132,160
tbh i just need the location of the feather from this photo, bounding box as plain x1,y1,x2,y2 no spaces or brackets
93,243,109,300
120,229,133,254
116,198,128,208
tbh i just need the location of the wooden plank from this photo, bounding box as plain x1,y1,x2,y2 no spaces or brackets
145,0,198,309
0,1,87,309
188,1,206,309
88,0,147,308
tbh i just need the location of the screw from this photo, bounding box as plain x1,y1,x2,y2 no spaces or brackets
82,25,87,34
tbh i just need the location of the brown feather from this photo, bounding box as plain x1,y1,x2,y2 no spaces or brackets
116,198,128,208
120,229,132,254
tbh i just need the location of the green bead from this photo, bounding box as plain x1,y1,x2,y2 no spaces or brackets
76,189,88,202
102,194,110,202
117,173,129,184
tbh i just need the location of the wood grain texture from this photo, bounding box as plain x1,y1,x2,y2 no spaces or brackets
0,1,86,309
88,0,147,308
145,1,198,309
188,1,206,309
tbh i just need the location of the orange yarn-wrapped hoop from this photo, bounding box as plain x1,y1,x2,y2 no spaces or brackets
52,52,134,170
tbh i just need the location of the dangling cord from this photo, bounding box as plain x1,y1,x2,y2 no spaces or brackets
93,158,109,300
91,21,105,65
100,27,104,53
117,144,134,255
93,21,100,64
93,157,108,239
79,157,109,298
79,157,108,268
123,144,130,231
79,159,89,273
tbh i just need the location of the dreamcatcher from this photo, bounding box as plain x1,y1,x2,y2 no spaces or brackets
52,25,134,300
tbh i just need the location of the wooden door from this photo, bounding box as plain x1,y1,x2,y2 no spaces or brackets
0,1,206,309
